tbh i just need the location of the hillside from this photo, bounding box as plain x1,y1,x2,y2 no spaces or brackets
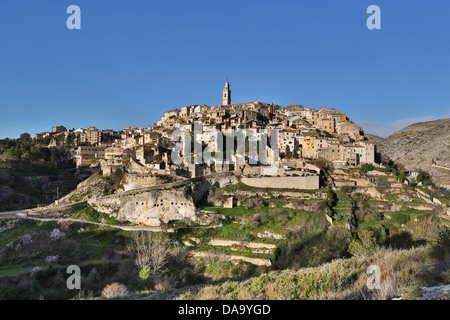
371,119,450,185
1,161,449,300
364,134,385,146
175,245,449,300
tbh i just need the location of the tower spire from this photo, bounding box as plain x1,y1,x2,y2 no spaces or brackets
222,80,231,105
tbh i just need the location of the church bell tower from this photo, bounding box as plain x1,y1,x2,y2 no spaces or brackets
222,81,231,105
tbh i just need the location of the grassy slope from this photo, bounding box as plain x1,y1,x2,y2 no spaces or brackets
177,245,448,300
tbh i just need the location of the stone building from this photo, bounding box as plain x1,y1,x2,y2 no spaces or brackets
336,122,363,141
85,127,102,145
73,145,107,167
52,125,67,133
104,147,133,166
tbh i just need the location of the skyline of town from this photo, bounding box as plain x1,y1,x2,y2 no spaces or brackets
23,83,378,186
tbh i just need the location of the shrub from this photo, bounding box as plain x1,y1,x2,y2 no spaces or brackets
341,186,355,193
87,268,101,282
361,163,375,174
313,160,327,170
241,213,261,228
101,282,129,298
50,229,65,241
57,219,70,230
45,255,59,267
22,234,32,245
184,185,193,198
433,226,450,257
348,230,379,258
138,266,152,289
29,266,41,277
392,213,410,225
154,274,177,291
243,197,263,210
435,227,450,248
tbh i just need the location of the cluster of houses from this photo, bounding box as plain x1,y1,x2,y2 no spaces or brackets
30,82,376,178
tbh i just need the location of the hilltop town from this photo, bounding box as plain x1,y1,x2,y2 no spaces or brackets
30,81,376,181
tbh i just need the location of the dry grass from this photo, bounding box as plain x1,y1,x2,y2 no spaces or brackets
177,245,444,300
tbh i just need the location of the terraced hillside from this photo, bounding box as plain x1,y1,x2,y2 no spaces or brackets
0,163,448,300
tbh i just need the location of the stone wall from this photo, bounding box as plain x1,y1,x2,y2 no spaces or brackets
122,173,160,191
240,175,320,190
335,180,357,187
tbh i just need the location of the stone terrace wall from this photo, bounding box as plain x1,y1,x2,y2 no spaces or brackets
240,175,320,190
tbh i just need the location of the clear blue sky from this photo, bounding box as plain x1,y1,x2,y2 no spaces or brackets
0,0,449,138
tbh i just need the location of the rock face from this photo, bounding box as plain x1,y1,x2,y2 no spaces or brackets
417,284,450,300
368,119,450,184
115,188,196,226
58,178,108,206
90,171,239,226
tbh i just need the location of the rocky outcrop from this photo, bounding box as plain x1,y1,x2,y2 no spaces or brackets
90,171,239,227
417,284,450,300
115,188,196,226
58,177,108,206
0,216,25,233
372,119,450,184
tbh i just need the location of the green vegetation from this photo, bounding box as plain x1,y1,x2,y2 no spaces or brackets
157,138,170,155
416,170,434,186
348,230,379,258
70,191,92,203
178,245,445,300
0,219,134,299
0,136,47,163
71,205,121,225
1,151,448,300
0,164,78,212
391,213,411,225
0,136,81,212
102,169,125,195
361,163,375,173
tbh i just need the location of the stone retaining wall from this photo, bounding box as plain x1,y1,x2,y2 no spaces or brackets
192,251,272,267
241,175,320,190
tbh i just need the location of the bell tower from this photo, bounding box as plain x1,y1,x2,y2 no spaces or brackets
222,81,231,105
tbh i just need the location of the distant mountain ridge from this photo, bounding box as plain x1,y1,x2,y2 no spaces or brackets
366,119,450,184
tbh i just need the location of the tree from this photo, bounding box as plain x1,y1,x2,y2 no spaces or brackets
127,232,169,277
361,163,374,174
348,230,379,258
157,138,170,155
314,160,327,170
416,170,433,185
65,132,75,147
101,283,129,298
